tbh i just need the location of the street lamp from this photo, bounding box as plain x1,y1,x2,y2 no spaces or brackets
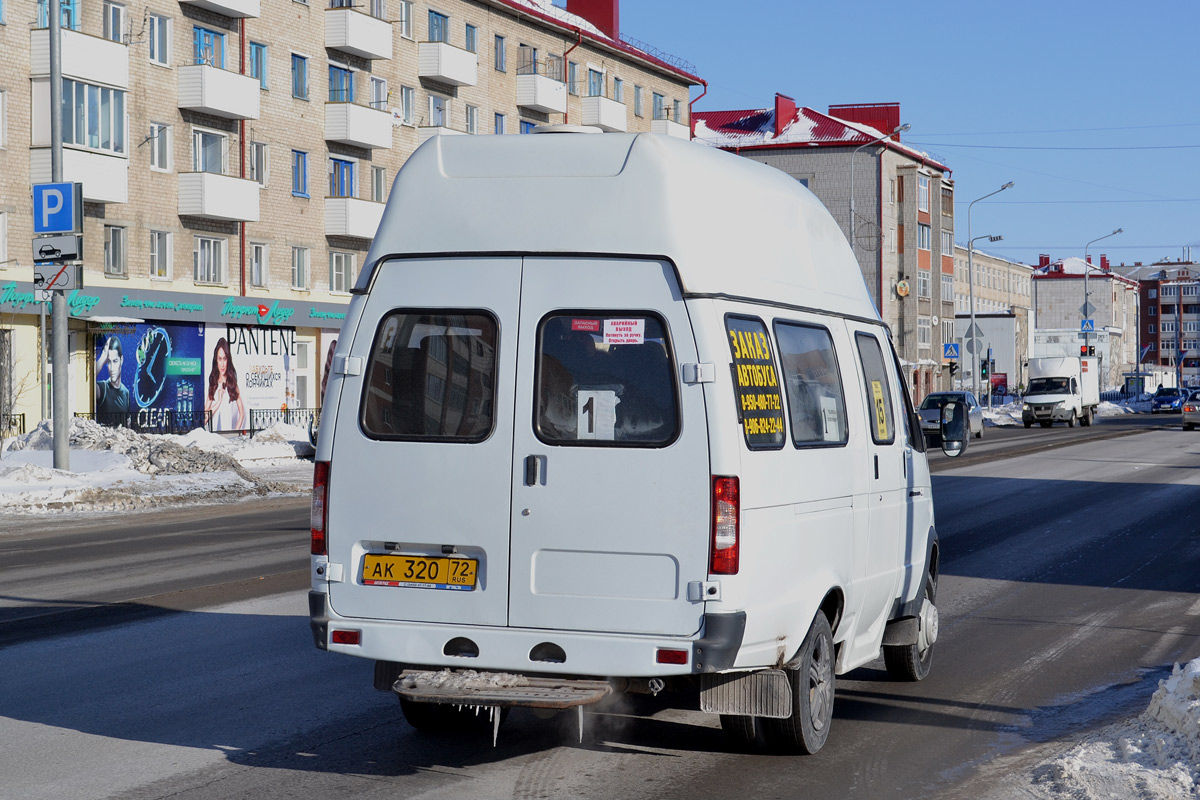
849,122,910,305
967,181,1015,398
1083,228,1122,356
969,234,1003,402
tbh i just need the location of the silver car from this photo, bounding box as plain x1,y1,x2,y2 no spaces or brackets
919,391,984,443
1183,390,1200,431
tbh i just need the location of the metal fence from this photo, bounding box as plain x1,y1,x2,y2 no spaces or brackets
248,408,321,438
76,410,212,436
1,413,25,437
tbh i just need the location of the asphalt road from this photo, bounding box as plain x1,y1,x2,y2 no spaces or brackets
1,419,1198,799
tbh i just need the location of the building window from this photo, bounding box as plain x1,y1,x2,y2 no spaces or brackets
372,166,386,202
249,42,268,89
61,79,126,154
567,61,578,95
400,86,415,124
194,236,224,284
587,68,603,97
249,243,267,287
889,178,896,204
918,175,930,212
465,23,476,53
651,92,665,120
429,95,447,127
494,35,506,71
465,104,478,134
330,252,355,293
370,0,385,19
193,26,225,67
1163,322,1177,333
613,77,623,103
291,54,308,99
1163,285,1177,297
428,10,448,43
329,64,353,102
917,223,931,250
104,226,126,276
292,247,310,290
292,150,308,197
940,229,953,255
520,120,536,134
518,44,537,75
494,112,505,135
396,0,411,37
149,14,171,65
917,317,931,349
192,129,224,174
370,76,387,109
942,186,953,217
103,1,124,42
149,123,170,171
249,141,268,186
941,273,953,302
1149,288,1158,299
329,157,354,197
916,269,930,298
674,99,683,122
149,230,171,280
37,0,79,29
1148,324,1156,334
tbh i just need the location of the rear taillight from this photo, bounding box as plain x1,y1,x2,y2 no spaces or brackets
710,476,739,575
311,461,330,555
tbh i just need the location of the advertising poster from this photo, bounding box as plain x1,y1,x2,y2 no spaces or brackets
204,324,296,432
92,322,205,432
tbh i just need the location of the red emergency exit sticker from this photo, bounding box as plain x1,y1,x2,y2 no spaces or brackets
571,319,601,332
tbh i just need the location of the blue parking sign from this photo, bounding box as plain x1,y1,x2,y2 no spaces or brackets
33,182,82,234
943,342,960,359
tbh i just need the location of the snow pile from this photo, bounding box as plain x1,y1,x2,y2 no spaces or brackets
0,417,313,516
398,669,531,691
1029,659,1200,799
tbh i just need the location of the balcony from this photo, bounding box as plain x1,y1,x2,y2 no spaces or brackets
178,64,260,120
581,95,627,132
31,28,127,88
417,126,466,146
418,41,477,87
325,103,392,150
178,0,259,18
325,197,384,240
178,172,260,222
651,118,690,140
516,73,567,115
30,147,127,204
326,8,392,61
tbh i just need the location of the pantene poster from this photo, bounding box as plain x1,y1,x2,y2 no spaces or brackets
203,325,296,431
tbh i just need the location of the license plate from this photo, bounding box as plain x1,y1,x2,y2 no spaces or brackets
362,554,477,591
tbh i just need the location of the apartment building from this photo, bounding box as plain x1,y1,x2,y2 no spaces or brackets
693,96,954,402
950,243,1032,393
0,0,701,432
1114,261,1200,387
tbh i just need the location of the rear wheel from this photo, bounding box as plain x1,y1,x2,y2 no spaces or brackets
764,613,835,755
884,569,938,682
719,713,767,752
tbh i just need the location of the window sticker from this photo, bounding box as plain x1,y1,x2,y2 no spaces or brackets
603,318,645,345
870,379,889,441
576,389,618,440
820,396,841,442
571,319,601,333
725,316,786,449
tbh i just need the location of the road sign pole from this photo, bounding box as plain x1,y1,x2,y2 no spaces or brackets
50,0,69,470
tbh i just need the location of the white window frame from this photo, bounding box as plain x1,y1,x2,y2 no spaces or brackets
941,272,954,303
193,235,225,285
400,85,415,125
249,141,268,186
291,246,310,290
330,251,355,294
249,242,268,288
149,230,171,280
148,14,171,66
917,317,931,349
149,122,171,171
104,225,126,276
370,0,385,20
612,77,623,103
371,165,386,202
192,127,227,174
917,222,931,251
1148,324,1157,334
465,104,478,134
634,85,643,117
397,0,411,37
918,174,930,212
940,229,953,255
917,268,930,298
429,95,448,128
370,76,387,110
102,0,125,43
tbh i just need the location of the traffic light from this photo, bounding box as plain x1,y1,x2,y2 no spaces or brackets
1081,345,1088,356
980,359,989,379
1088,345,1096,357
948,362,959,376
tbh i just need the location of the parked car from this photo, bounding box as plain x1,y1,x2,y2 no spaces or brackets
1151,386,1188,413
919,391,984,442
1182,390,1200,431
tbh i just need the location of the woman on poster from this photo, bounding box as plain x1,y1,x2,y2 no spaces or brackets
206,337,246,430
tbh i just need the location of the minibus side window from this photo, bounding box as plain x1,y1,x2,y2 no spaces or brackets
360,310,497,442
854,332,895,445
724,314,786,450
774,321,848,447
889,344,925,453
535,313,678,447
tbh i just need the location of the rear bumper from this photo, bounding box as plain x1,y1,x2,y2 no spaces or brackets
309,591,745,677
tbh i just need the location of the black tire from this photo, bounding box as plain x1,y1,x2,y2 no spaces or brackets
1185,423,1195,431
719,713,767,752
883,571,937,682
975,425,983,440
763,613,835,755
1024,421,1032,429
399,697,506,735
1067,411,1076,428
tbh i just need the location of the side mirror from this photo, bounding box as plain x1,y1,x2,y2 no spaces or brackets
940,400,968,457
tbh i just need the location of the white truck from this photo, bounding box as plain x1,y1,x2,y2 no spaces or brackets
1022,356,1100,428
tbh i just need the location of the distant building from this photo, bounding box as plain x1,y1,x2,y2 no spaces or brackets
693,96,953,401
952,244,1032,394
1113,261,1200,387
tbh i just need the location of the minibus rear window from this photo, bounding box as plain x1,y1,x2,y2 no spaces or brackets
535,313,678,447
360,310,497,442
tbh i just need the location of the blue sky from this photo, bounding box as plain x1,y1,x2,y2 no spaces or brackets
618,1,1200,269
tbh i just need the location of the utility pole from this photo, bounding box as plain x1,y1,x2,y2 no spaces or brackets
50,0,70,470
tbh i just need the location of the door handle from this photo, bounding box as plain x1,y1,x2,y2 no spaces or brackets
525,455,540,486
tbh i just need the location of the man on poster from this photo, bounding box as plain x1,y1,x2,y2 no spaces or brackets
95,336,131,416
